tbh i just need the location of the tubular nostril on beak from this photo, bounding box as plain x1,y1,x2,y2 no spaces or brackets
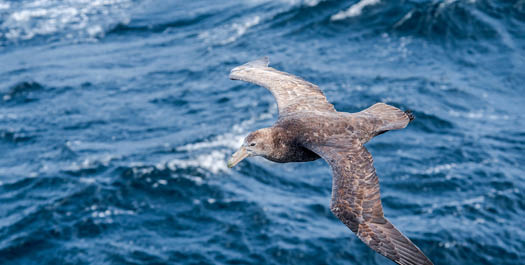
227,146,249,168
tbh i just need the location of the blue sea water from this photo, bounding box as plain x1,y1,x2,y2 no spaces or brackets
1,0,524,264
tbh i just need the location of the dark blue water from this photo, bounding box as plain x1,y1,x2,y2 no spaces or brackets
1,0,524,264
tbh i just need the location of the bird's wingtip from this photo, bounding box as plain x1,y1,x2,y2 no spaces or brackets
229,56,270,80
245,56,269,68
404,110,415,122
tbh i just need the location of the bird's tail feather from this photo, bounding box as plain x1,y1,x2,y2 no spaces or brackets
360,103,413,135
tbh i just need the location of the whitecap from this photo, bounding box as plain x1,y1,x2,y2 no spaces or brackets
331,0,380,21
64,154,118,172
438,0,458,10
423,163,457,174
199,16,261,45
87,25,104,37
177,133,244,152
425,195,485,214
79,177,96,184
393,10,414,28
166,150,229,175
304,0,322,7
163,103,276,175
0,0,132,42
0,2,10,10
132,166,154,176
448,110,509,120
177,103,274,153
163,133,241,175
157,179,167,185
246,0,324,6
90,206,135,219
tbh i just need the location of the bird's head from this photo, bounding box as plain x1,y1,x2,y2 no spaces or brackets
227,128,273,168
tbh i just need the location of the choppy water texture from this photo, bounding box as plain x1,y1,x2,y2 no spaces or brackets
1,0,524,264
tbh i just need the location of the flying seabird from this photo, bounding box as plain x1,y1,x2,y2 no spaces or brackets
227,57,433,265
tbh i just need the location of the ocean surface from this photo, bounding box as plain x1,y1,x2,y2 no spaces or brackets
1,0,524,264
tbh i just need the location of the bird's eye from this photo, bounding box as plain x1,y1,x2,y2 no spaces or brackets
250,142,256,147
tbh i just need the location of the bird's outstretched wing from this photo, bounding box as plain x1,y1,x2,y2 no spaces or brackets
307,139,433,265
229,57,335,115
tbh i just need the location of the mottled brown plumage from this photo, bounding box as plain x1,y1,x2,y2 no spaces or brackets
227,57,433,265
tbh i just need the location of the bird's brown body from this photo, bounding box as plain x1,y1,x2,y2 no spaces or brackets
227,57,432,265
262,112,362,162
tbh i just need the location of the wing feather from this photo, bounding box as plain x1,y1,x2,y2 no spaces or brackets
355,103,413,139
307,141,433,265
229,57,335,115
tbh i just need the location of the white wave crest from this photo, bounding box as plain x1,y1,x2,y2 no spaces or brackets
0,0,132,42
178,133,244,152
199,16,261,45
245,0,322,6
448,110,509,120
331,0,380,21
304,0,322,7
0,1,9,10
166,150,228,175
163,106,277,174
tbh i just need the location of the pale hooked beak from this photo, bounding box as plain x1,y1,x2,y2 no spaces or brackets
227,147,249,168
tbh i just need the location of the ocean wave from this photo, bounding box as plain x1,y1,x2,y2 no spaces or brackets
331,0,381,20
0,0,133,44
62,155,116,176
0,0,523,264
2,81,43,102
410,111,455,133
391,0,522,43
448,109,510,121
324,0,524,48
198,16,261,45
0,128,33,143
246,0,324,7
107,12,213,35
160,133,242,175
0,2,10,10
164,106,276,175
165,151,230,175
